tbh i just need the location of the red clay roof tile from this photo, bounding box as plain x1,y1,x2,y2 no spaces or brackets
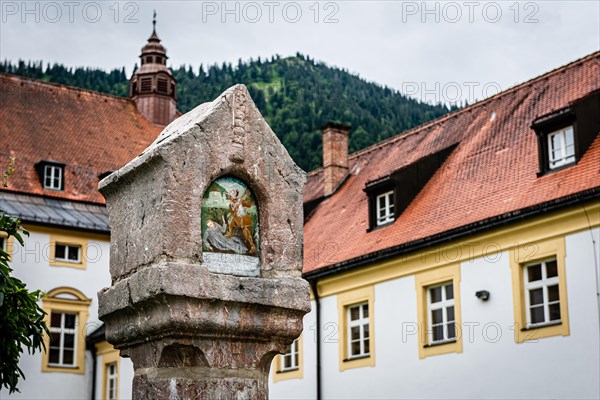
1,53,598,275
303,51,600,273
0,74,162,204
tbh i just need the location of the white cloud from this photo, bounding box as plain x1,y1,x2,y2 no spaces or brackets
1,0,598,104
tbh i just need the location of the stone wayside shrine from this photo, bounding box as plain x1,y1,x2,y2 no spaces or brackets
97,85,310,399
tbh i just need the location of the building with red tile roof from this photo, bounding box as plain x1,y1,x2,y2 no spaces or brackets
303,51,600,275
1,31,599,398
0,74,162,205
0,24,177,400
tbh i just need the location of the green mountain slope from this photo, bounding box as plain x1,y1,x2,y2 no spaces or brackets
1,56,455,171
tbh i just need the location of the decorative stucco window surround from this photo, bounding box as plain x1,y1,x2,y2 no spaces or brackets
510,237,570,343
337,285,375,371
49,233,88,269
41,287,91,374
272,337,303,382
415,263,463,359
96,341,121,400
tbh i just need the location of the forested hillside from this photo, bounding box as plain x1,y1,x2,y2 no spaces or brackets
1,56,455,171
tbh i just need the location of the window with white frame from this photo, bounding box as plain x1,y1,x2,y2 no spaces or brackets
280,339,299,371
42,288,90,373
428,282,456,344
347,302,370,358
106,362,118,400
548,126,575,169
524,258,561,327
376,191,394,226
43,165,63,190
54,243,81,263
48,312,77,367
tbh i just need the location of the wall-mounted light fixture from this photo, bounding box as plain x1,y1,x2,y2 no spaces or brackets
475,290,490,301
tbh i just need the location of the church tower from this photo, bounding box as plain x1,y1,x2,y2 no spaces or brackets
129,13,177,126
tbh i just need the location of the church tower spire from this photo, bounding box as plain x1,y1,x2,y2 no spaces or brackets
152,9,157,34
129,12,177,126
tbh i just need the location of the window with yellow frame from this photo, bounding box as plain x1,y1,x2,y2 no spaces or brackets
41,287,91,374
414,263,462,359
510,237,570,343
96,341,120,400
272,336,303,382
49,233,88,269
337,285,375,371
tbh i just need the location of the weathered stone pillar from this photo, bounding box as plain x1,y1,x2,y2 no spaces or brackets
98,85,310,399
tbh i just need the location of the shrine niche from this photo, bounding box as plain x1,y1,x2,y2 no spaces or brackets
202,177,259,276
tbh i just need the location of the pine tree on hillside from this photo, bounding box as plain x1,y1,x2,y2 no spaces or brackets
1,57,454,171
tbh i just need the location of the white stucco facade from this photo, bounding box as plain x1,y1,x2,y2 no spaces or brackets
269,306,318,400
269,227,600,399
5,227,136,400
5,217,599,400
93,353,134,400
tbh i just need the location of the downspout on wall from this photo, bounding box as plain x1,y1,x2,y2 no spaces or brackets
309,280,322,400
88,346,97,400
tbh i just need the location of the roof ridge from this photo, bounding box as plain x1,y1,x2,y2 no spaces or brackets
344,50,600,162
0,72,135,104
307,167,323,177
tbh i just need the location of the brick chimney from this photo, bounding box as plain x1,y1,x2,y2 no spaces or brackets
322,122,350,196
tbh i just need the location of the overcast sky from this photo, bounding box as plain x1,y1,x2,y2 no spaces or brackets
1,1,598,105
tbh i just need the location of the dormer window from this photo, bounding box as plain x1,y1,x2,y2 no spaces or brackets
364,144,457,232
364,177,395,231
548,126,575,169
533,90,600,175
44,165,63,190
533,107,575,174
376,191,395,226
35,161,65,191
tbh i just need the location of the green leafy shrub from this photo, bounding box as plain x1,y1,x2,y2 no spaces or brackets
0,158,49,394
